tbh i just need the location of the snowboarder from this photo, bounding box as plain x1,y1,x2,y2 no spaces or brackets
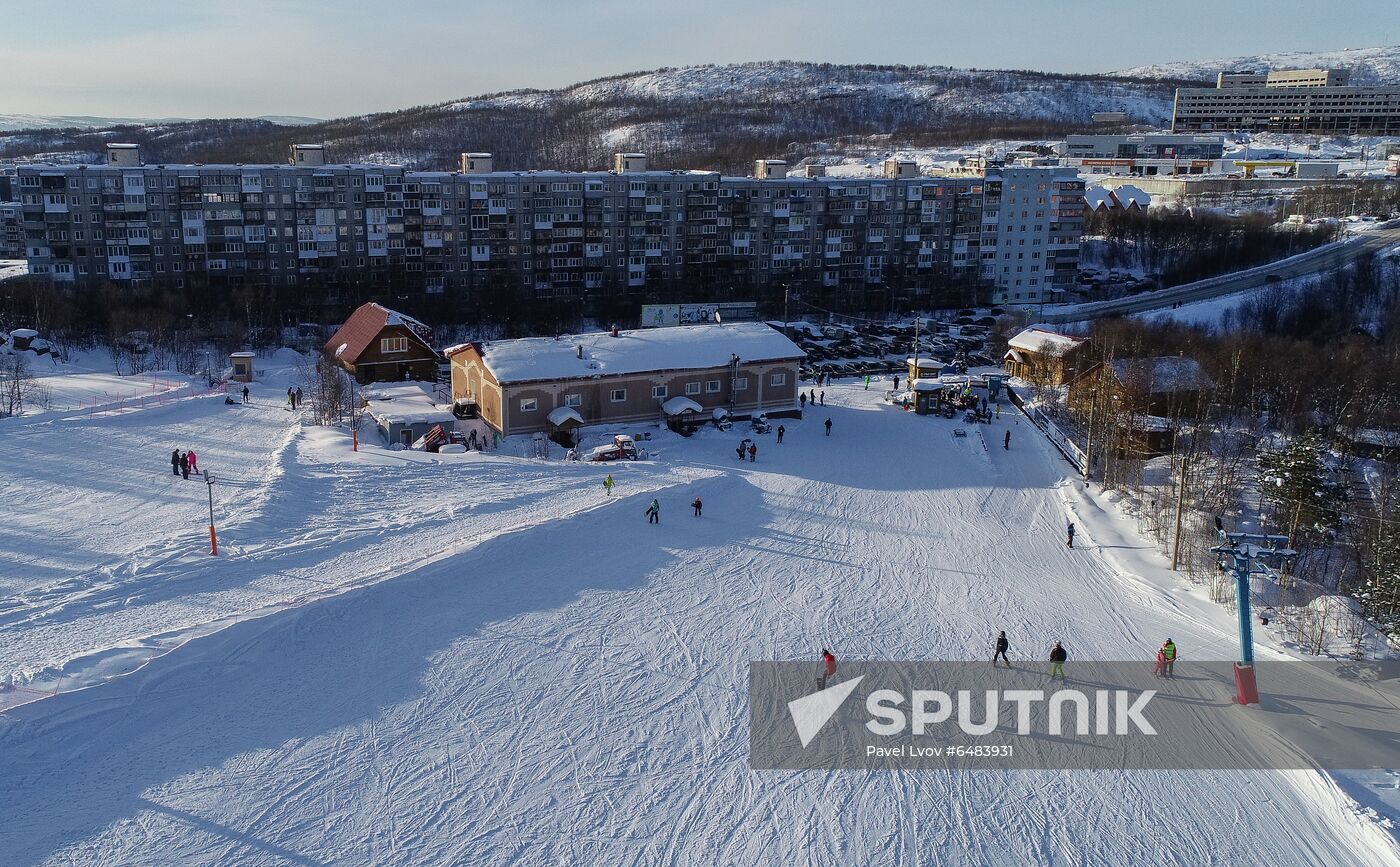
241,385,250,404
819,391,825,406
692,496,702,517
294,386,304,409
179,451,190,480
1048,641,1067,680
1066,522,1076,549
186,449,198,475
748,443,757,463
645,499,660,524
171,448,181,476
800,392,808,410
603,474,615,496
776,425,785,444
1004,430,1010,450
1159,638,1177,677
993,631,1011,667
819,648,838,689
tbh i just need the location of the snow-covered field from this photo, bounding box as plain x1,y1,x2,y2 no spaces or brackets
2,367,1399,865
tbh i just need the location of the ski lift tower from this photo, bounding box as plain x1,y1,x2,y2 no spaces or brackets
1211,532,1297,705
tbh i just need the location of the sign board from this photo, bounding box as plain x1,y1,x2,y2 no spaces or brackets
640,302,758,328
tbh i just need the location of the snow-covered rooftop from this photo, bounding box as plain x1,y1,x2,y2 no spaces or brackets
661,396,703,415
1007,327,1087,355
1110,357,1213,392
363,382,455,426
463,323,804,385
547,406,584,426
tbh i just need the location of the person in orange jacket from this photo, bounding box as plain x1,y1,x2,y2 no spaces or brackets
819,648,837,689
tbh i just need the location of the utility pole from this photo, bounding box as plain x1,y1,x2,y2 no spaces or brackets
783,285,790,338
1210,532,1297,704
1170,453,1190,570
912,316,921,380
205,471,218,556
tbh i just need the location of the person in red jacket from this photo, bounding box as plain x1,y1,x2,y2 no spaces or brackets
186,449,199,475
819,648,837,689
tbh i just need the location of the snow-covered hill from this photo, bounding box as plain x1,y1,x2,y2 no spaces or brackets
0,113,321,132
1116,45,1400,86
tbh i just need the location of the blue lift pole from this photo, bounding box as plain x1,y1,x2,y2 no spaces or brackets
1211,532,1295,705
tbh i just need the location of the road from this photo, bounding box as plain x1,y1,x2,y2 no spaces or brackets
1041,224,1400,324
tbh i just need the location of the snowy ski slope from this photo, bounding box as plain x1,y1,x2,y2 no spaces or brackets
1,377,1397,865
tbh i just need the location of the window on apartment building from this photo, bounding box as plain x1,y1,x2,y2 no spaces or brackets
770,373,786,387
610,388,627,403
651,385,667,399
564,393,582,408
685,382,701,396
380,336,409,354
733,377,748,391
520,398,538,413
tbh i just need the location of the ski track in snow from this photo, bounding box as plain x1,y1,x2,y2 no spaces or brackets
0,381,1398,865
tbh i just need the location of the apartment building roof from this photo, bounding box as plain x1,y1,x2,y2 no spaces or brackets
448,322,804,385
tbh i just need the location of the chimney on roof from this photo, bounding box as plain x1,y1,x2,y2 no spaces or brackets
883,158,918,179
797,164,826,178
461,152,493,174
105,143,141,167
290,144,326,166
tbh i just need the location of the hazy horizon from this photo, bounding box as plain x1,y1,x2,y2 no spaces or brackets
7,0,1396,119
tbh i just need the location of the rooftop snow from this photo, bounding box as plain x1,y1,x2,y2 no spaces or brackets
1110,357,1213,392
467,323,804,384
1007,327,1087,354
661,396,704,415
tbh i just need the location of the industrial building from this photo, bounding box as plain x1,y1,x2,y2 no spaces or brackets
1172,67,1400,135
12,144,1083,308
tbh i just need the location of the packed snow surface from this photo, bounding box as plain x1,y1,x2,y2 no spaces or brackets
0,371,1397,865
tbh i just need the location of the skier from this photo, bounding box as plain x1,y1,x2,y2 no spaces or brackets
287,391,295,411
776,424,785,444
179,451,190,480
800,392,808,410
993,631,1011,668
996,404,1001,419
748,443,757,463
645,499,660,524
824,417,832,436
1153,647,1168,678
818,648,838,689
692,496,702,517
1004,430,1011,450
241,385,250,404
603,474,614,496
171,448,181,476
1066,521,1076,549
186,449,198,475
863,375,870,391
819,391,825,406
1159,638,1177,677
1048,641,1068,680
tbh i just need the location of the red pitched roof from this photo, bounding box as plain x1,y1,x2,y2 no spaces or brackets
324,303,435,363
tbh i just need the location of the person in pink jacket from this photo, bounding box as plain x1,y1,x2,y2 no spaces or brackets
186,449,199,475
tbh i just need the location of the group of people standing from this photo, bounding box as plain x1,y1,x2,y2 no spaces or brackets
799,391,826,410
286,386,304,410
170,448,200,480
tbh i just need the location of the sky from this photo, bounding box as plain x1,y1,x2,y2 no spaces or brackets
4,0,1395,120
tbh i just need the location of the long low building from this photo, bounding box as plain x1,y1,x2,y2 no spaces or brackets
447,322,804,437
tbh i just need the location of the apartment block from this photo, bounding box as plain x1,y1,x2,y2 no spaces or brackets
1174,68,1400,135
13,143,1083,307
0,201,23,259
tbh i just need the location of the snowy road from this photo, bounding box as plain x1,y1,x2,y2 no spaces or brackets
1,383,1397,864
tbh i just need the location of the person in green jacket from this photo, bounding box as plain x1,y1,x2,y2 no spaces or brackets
603,474,615,496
